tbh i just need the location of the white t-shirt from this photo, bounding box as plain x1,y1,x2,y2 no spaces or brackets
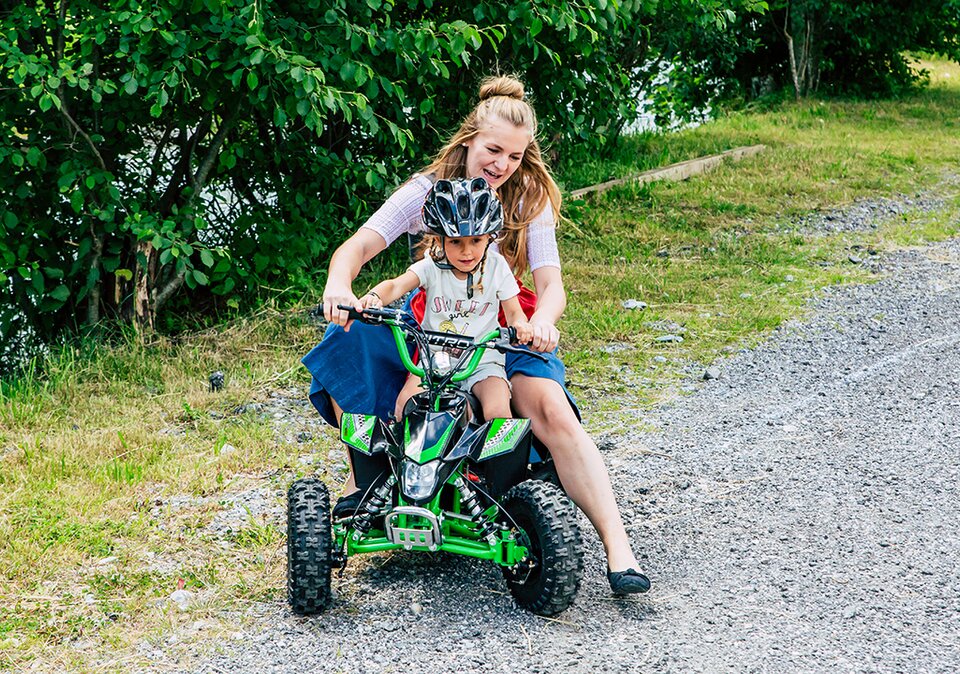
409,250,520,369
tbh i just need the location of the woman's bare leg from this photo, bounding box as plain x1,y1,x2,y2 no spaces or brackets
510,374,641,572
329,397,358,494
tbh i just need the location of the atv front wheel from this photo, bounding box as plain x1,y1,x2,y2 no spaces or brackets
287,478,333,614
501,480,583,616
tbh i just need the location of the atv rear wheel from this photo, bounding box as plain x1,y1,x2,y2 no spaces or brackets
287,478,333,614
501,480,583,616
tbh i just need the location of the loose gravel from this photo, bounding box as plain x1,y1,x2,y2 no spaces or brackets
159,208,959,673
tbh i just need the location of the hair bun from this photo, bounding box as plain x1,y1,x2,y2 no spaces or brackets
478,75,525,102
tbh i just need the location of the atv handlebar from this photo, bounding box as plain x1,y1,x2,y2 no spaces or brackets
336,304,549,362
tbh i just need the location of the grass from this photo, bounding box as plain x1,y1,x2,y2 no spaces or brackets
2,56,960,671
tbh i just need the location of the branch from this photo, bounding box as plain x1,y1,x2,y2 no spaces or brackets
153,270,185,310
56,0,66,61
158,118,209,214
58,93,108,172
193,114,235,190
145,125,173,197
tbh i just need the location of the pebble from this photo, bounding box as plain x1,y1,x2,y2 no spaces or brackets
621,299,648,310
703,367,721,380
655,334,684,343
169,589,195,611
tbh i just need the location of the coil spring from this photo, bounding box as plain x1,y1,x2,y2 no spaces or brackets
454,477,498,543
352,476,396,534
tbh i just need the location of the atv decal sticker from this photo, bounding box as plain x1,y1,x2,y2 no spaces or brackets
341,413,376,455
479,418,530,460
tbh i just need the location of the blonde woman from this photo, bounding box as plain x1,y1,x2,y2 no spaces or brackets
303,75,650,595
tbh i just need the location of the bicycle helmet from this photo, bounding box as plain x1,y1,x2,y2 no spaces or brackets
422,177,504,238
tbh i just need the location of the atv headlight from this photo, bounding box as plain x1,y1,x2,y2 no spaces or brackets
402,460,441,501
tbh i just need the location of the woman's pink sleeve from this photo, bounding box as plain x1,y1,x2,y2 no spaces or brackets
526,201,562,271
360,175,431,246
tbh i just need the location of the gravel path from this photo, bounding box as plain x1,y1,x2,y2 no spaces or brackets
170,225,960,673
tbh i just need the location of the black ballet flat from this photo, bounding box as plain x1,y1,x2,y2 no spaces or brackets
607,568,651,595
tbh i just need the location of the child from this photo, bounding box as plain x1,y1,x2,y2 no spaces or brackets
359,177,532,422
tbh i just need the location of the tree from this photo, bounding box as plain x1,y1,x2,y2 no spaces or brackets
1,0,770,372
721,0,960,99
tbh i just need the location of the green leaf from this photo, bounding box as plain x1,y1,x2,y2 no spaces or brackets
26,147,42,167
115,268,134,281
247,70,259,90
39,94,53,112
70,190,84,214
530,18,543,37
200,249,214,267
124,77,138,95
50,285,70,302
192,269,209,285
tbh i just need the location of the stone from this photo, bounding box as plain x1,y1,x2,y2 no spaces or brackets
703,367,721,380
621,299,648,311
169,589,195,610
655,334,684,344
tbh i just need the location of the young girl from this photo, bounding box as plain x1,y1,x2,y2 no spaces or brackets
304,75,650,595
359,177,532,422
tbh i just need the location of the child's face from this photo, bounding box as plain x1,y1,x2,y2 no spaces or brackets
443,235,491,273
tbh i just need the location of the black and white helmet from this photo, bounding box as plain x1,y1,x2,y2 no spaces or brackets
422,177,504,238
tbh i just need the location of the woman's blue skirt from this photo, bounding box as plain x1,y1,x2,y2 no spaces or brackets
302,296,579,427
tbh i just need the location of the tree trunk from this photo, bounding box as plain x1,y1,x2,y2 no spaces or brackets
133,240,155,333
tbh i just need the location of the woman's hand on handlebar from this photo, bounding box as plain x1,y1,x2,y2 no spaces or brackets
322,285,362,330
528,317,560,352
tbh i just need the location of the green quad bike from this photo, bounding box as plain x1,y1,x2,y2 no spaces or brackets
287,305,584,616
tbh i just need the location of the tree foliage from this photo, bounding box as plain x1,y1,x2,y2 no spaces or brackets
5,0,952,370
1,0,765,364
720,0,960,99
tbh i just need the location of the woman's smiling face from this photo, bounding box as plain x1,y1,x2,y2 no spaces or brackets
464,115,530,189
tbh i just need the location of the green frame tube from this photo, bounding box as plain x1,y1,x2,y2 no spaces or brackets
336,524,528,566
389,324,501,384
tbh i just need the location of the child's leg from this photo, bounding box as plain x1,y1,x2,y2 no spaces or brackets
472,376,512,420
394,374,422,420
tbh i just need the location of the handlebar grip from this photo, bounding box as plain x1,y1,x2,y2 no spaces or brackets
335,304,402,325
336,304,367,322
499,344,550,362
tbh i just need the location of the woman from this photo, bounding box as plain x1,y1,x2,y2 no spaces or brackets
303,75,650,595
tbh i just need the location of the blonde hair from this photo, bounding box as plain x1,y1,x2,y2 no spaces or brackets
420,75,562,276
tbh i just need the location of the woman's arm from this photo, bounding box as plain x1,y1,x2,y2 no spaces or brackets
529,265,566,352
322,228,388,327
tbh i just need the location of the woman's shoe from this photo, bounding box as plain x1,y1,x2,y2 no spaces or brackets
332,490,363,518
607,568,651,595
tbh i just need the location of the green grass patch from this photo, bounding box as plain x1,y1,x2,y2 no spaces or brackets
2,56,960,672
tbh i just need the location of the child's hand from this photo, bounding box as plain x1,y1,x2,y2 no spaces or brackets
360,291,383,309
512,320,533,346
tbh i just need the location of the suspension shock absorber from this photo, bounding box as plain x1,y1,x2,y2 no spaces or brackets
351,475,397,534
453,476,498,545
